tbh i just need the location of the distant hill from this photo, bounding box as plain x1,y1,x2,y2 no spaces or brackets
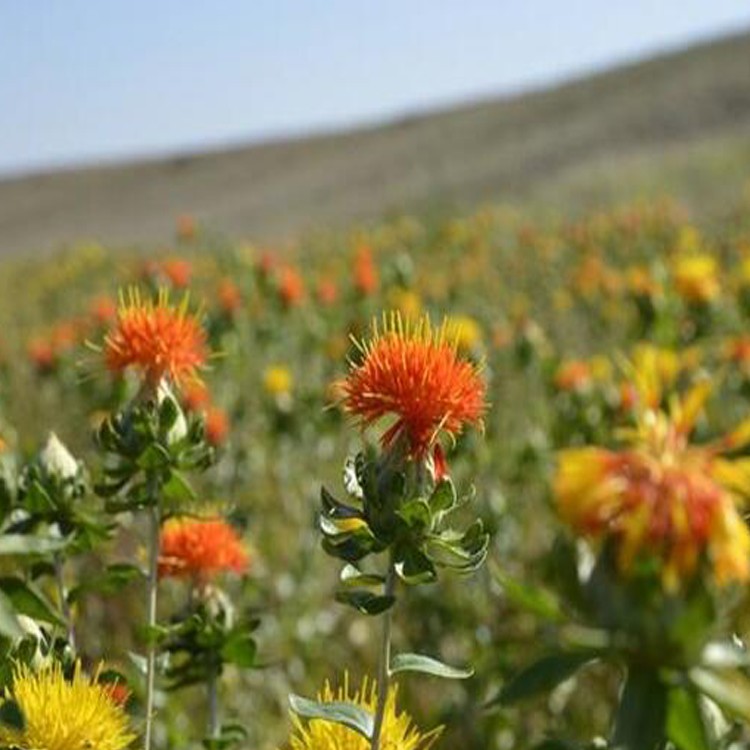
2,29,750,255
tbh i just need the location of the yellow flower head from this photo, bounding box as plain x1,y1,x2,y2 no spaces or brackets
445,315,483,354
264,365,294,397
287,674,441,750
672,254,720,305
555,380,750,591
387,288,422,322
0,661,136,750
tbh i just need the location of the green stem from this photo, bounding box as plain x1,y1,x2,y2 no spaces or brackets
370,561,395,750
207,662,220,739
54,553,76,652
144,502,161,750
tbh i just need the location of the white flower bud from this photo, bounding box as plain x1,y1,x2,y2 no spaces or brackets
39,432,79,480
157,379,188,444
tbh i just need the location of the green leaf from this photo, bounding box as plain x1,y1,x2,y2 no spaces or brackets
0,700,25,731
394,546,436,585
289,695,373,739
389,652,473,679
666,686,710,750
0,577,63,626
612,667,667,750
491,651,599,706
340,564,385,588
429,478,456,514
396,499,431,531
0,591,23,640
335,589,395,616
0,534,66,556
68,563,144,604
221,633,257,668
689,667,750,723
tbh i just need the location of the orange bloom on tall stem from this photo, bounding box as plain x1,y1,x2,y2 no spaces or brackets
159,517,249,583
353,244,378,296
340,312,486,459
104,288,208,389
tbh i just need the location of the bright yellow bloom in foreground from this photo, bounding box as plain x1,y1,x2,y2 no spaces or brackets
556,379,750,591
0,662,136,750
287,674,441,750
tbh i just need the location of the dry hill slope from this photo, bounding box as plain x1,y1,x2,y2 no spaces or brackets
2,29,750,254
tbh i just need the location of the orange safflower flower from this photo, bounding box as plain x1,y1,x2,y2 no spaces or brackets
159,517,249,582
340,312,486,458
27,338,58,375
353,245,378,296
554,360,592,393
204,407,229,446
278,265,305,308
182,382,211,413
90,296,117,327
161,258,192,289
555,381,750,591
217,278,242,316
104,288,208,389
316,277,339,307
176,214,196,242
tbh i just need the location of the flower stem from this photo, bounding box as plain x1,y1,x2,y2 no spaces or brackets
371,561,395,750
53,553,76,652
144,502,161,750
207,663,220,739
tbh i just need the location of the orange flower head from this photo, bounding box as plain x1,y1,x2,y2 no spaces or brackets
554,360,592,393
90,296,118,327
182,382,211,413
278,265,305,308
205,407,230,446
316,277,339,307
159,517,249,582
176,214,196,242
104,288,208,389
353,244,379,296
555,381,750,591
340,312,486,458
28,337,58,374
217,278,242,316
161,258,192,289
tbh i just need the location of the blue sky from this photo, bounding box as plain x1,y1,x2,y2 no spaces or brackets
2,1,750,176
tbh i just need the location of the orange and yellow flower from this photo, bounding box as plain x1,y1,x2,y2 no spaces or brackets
555,380,750,591
340,312,486,458
159,517,249,583
104,288,208,389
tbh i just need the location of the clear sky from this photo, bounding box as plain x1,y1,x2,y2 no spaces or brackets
2,1,750,176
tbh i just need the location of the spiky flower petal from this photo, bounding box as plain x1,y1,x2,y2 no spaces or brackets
0,661,135,750
287,674,441,750
341,312,486,458
159,517,249,583
104,287,207,388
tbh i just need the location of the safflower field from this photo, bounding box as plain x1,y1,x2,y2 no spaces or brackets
4,188,750,750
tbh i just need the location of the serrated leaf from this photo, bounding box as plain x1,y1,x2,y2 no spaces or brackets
289,695,373,739
394,546,436,585
389,652,473,679
429,478,456,514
